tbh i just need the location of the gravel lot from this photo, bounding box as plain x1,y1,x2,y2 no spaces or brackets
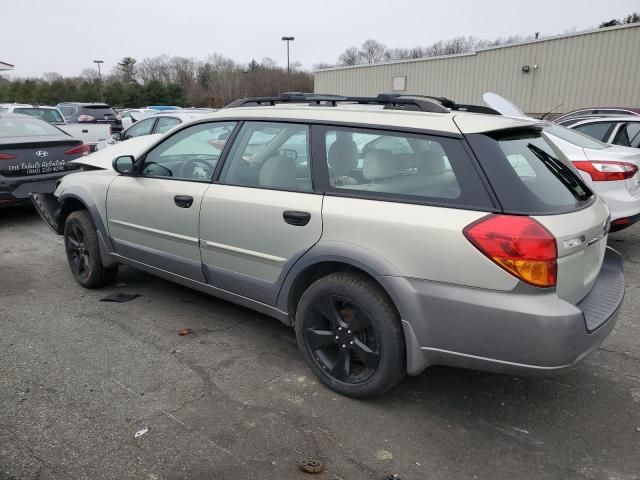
1,206,639,480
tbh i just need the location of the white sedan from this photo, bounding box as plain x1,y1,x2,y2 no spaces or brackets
96,111,215,150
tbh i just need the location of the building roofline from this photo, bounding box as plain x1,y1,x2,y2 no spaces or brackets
0,61,15,69
315,23,640,73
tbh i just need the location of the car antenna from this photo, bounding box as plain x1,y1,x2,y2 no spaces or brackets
541,101,563,120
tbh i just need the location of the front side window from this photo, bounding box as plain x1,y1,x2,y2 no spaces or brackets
124,118,155,139
322,127,464,202
141,121,236,181
219,122,312,191
573,122,616,142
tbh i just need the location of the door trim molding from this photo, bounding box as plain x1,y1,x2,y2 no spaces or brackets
110,219,199,245
200,239,286,265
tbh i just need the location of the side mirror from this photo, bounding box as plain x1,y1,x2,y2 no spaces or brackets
113,155,135,174
112,132,122,141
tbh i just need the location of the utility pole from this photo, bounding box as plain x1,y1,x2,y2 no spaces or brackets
281,36,294,91
93,60,104,102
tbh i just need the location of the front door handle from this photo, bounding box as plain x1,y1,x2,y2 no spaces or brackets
174,195,194,208
283,210,311,226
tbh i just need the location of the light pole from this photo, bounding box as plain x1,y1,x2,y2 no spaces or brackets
93,60,104,103
281,36,294,91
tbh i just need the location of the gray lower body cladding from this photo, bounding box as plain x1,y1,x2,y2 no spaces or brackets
33,190,624,378
387,247,624,375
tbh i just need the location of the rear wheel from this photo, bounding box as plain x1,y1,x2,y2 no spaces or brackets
64,210,117,288
295,272,405,398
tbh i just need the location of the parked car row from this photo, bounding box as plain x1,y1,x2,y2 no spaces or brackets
0,103,111,148
28,92,628,398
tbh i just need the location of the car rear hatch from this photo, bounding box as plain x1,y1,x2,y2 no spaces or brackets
460,121,611,305
0,136,83,179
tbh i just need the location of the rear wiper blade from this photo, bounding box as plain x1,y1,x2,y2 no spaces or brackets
527,143,590,199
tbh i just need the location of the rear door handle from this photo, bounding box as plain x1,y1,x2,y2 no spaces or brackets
174,195,194,208
283,210,311,226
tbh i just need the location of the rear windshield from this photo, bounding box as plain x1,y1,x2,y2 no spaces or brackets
14,108,64,124
82,106,118,117
0,117,64,138
544,123,607,149
466,129,593,215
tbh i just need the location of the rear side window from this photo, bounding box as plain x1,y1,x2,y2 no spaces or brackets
545,123,607,149
59,106,77,117
316,126,494,210
613,123,640,148
0,117,64,137
466,129,593,215
573,122,616,142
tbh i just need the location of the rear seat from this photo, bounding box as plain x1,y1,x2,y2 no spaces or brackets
349,149,460,198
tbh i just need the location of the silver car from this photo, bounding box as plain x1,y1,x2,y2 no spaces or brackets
32,94,625,397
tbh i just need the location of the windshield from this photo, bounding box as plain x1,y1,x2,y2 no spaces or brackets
0,116,64,138
544,123,608,149
14,107,64,124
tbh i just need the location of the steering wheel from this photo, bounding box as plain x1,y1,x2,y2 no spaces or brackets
178,158,214,180
143,162,172,177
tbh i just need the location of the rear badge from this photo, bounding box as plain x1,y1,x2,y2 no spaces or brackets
35,151,49,157
564,236,586,249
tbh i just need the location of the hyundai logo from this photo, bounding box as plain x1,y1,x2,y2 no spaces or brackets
35,151,49,158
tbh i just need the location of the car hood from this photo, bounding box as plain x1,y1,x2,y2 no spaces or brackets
70,134,162,170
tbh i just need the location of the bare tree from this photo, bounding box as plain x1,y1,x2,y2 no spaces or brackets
360,40,387,64
338,47,360,66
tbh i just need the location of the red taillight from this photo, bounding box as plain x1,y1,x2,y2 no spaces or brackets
463,214,557,288
64,144,90,156
572,161,638,181
0,153,17,160
612,217,630,226
77,114,95,122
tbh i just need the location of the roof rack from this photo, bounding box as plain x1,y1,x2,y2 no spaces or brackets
225,92,500,115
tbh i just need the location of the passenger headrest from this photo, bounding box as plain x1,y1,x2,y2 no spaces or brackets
259,156,297,189
328,138,358,176
418,150,446,175
363,150,397,180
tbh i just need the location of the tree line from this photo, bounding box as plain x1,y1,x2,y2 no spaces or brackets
0,54,313,108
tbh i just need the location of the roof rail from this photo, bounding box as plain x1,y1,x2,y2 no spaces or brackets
225,92,500,115
226,92,450,113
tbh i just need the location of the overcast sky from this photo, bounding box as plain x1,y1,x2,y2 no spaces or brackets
1,0,638,78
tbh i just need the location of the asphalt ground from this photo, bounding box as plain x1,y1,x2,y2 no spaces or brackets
1,206,639,480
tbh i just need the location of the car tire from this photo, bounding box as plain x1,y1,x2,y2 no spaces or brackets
295,271,405,398
64,210,118,288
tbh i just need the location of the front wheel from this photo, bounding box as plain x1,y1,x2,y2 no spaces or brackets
295,272,405,398
64,210,118,288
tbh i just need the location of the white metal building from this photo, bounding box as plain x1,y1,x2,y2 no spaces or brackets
314,24,640,116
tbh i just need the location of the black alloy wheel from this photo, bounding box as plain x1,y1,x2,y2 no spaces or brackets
295,272,405,398
304,295,381,384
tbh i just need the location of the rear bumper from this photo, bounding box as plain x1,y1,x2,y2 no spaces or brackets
0,173,68,206
387,247,624,376
610,212,640,232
